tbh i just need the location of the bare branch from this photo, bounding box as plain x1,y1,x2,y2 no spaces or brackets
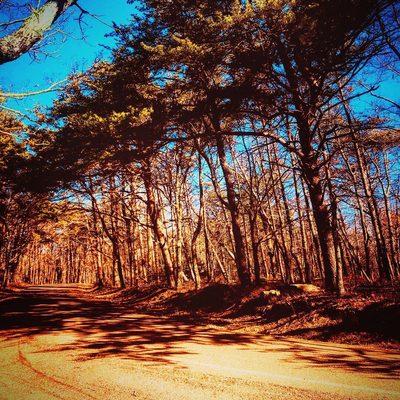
1,79,66,99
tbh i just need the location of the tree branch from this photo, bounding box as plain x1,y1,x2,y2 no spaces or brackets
0,0,76,65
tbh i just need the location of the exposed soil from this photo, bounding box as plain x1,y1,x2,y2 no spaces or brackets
1,285,399,400
88,282,400,349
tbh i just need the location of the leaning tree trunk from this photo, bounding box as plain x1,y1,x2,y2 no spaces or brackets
0,0,76,64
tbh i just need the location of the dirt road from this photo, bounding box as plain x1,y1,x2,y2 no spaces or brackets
0,286,399,400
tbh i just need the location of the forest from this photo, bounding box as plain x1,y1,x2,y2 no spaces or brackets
1,0,400,297
1,2,400,399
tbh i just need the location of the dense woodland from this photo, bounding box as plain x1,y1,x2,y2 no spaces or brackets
1,0,400,295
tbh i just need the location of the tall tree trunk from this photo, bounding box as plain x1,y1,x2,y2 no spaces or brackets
141,158,176,288
215,135,251,286
301,154,338,292
190,151,204,290
339,89,394,281
108,178,125,289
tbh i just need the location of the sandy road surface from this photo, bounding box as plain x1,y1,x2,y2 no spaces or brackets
0,285,399,400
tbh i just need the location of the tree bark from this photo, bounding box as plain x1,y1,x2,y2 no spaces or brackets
0,0,76,64
301,156,338,292
141,158,176,288
215,135,251,286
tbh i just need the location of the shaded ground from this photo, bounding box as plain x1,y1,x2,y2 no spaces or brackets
0,289,15,303
0,285,399,399
92,282,400,348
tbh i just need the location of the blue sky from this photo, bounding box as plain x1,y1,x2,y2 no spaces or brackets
0,1,136,116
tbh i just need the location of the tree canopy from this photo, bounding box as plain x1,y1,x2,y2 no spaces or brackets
1,0,399,293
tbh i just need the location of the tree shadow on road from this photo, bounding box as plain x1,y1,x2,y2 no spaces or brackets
0,287,399,380
0,288,255,365
259,337,400,380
